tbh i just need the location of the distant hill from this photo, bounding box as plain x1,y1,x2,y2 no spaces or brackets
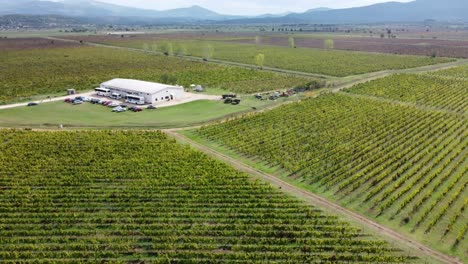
0,0,466,24
287,0,468,23
0,0,243,21
223,0,467,24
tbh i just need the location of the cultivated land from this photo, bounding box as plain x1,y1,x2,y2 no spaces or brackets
0,130,415,263
0,38,310,104
187,71,468,261
345,74,468,113
67,35,453,77
227,35,468,59
1,30,467,264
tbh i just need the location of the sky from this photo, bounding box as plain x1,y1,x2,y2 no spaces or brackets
82,0,414,16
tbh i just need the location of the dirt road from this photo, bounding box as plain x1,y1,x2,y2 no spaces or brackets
165,130,463,264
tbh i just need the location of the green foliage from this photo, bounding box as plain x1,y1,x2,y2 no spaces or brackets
196,90,467,259
288,37,295,48
0,130,414,262
346,73,468,113
202,43,214,60
0,46,311,103
107,40,452,77
255,53,265,68
324,39,334,49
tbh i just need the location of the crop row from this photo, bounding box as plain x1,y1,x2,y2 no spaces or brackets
97,38,452,77
195,92,467,259
0,45,310,103
345,73,468,113
0,130,412,262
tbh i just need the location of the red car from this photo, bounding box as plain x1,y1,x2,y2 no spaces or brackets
133,107,142,112
64,98,72,103
103,101,112,106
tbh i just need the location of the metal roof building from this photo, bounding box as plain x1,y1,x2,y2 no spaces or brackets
98,79,185,104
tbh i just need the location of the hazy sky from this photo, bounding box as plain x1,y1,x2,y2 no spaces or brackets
88,0,414,15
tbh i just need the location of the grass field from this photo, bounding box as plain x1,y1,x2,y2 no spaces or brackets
94,38,453,77
0,40,310,104
0,130,415,263
187,90,468,261
0,100,257,128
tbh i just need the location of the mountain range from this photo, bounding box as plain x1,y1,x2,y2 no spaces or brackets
0,0,466,24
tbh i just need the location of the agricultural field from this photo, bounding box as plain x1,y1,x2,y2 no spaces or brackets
0,130,415,263
228,36,468,59
0,38,309,104
345,73,468,113
70,35,452,77
191,92,468,260
429,64,468,79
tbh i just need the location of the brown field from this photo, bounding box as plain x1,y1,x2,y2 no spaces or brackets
228,36,468,58
0,37,79,51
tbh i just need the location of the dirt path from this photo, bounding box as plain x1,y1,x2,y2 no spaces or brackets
165,130,463,264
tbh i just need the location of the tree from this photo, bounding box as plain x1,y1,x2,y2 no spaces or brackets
160,42,173,56
255,36,261,45
255,53,265,69
288,37,296,48
203,44,214,60
174,43,187,56
324,39,334,49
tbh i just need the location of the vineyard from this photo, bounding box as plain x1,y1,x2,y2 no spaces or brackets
429,64,468,79
345,73,468,113
94,38,453,77
193,92,468,260
0,42,309,103
0,130,414,263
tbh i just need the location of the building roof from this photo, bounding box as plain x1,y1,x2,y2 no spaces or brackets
101,79,183,94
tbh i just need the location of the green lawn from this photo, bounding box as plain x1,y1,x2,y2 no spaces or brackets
0,100,252,128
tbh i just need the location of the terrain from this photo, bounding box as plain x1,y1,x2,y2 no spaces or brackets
0,37,310,104
0,130,415,262
184,67,468,261
65,34,453,77
0,24,467,264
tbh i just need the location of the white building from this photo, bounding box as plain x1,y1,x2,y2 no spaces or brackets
97,79,185,104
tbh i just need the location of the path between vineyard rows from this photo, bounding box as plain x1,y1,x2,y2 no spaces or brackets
165,130,463,264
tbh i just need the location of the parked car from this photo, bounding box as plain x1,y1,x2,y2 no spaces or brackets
90,98,100,104
112,106,126,112
133,107,142,112
73,100,83,105
27,102,38,106
108,103,119,108
147,105,157,110
64,98,72,103
119,104,128,108
103,101,112,106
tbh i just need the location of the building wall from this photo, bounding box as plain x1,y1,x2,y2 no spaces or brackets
100,84,184,104
150,88,185,103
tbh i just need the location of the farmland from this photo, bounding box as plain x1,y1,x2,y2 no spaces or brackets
0,38,310,104
345,73,468,113
0,130,415,263
71,36,453,77
191,89,468,260
227,35,468,59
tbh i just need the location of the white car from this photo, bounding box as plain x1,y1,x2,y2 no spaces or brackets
108,103,119,108
112,106,126,112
